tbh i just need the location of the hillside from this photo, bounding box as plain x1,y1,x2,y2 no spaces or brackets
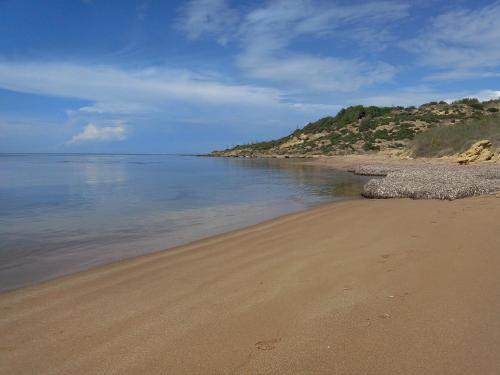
210,98,500,157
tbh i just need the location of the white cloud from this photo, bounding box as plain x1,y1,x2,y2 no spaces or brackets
409,1,500,77
67,122,127,144
175,0,239,45
425,70,500,81
239,0,409,40
353,88,500,108
178,0,409,92
0,61,284,114
463,90,500,102
238,53,396,92
354,89,446,107
289,102,342,113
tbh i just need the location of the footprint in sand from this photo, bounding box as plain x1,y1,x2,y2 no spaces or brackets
255,338,280,351
379,253,392,263
378,313,391,319
0,346,16,352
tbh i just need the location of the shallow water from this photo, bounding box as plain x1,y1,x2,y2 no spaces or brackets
0,154,368,291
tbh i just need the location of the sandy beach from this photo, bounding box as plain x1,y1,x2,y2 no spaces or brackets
1,195,499,374
4,1,500,373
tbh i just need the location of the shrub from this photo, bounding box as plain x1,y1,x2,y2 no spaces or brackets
300,116,336,134
487,107,499,113
329,132,342,142
362,131,375,143
363,142,380,151
392,125,416,140
411,115,500,157
452,97,484,110
359,118,378,131
417,112,440,123
244,140,280,150
341,132,359,144
320,146,332,153
373,129,391,140
334,105,392,126
395,113,418,122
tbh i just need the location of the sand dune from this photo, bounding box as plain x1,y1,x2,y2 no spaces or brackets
1,196,500,374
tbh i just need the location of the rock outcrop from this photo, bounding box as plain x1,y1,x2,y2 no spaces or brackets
457,140,494,164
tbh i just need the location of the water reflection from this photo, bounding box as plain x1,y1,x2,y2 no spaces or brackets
222,157,366,197
83,159,126,186
0,154,368,292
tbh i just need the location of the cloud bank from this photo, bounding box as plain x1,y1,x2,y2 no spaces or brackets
409,1,500,79
67,122,127,144
0,61,283,115
179,0,409,92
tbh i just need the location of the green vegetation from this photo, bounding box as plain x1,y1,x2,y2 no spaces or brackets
421,101,438,107
300,116,336,134
392,124,416,140
453,98,484,110
213,98,500,157
299,105,393,134
334,105,392,126
363,142,380,152
231,138,285,151
359,118,378,131
411,115,500,157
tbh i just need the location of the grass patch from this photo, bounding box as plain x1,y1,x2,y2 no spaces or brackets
411,115,500,157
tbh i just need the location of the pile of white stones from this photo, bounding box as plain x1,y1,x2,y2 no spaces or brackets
355,164,500,200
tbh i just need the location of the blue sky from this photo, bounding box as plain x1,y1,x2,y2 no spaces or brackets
1,0,500,153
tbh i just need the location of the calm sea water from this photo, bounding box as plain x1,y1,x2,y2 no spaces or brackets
0,154,368,292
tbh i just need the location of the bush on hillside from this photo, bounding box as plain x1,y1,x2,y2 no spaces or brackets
334,105,392,126
359,118,378,131
411,115,500,157
299,116,336,134
363,142,380,151
452,97,484,110
232,138,283,151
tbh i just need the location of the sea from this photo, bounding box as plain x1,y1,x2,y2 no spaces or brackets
0,154,369,292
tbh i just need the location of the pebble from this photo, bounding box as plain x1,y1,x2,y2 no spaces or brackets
356,164,500,200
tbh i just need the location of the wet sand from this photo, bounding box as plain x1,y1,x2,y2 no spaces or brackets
1,196,500,374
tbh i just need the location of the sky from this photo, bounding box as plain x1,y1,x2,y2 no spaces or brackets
1,0,500,153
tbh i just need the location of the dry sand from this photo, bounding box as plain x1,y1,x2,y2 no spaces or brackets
1,196,500,374
300,153,466,171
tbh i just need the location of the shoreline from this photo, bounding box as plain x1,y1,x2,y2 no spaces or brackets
0,193,365,295
2,194,500,374
0,155,370,294
301,155,500,200
7,150,476,294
